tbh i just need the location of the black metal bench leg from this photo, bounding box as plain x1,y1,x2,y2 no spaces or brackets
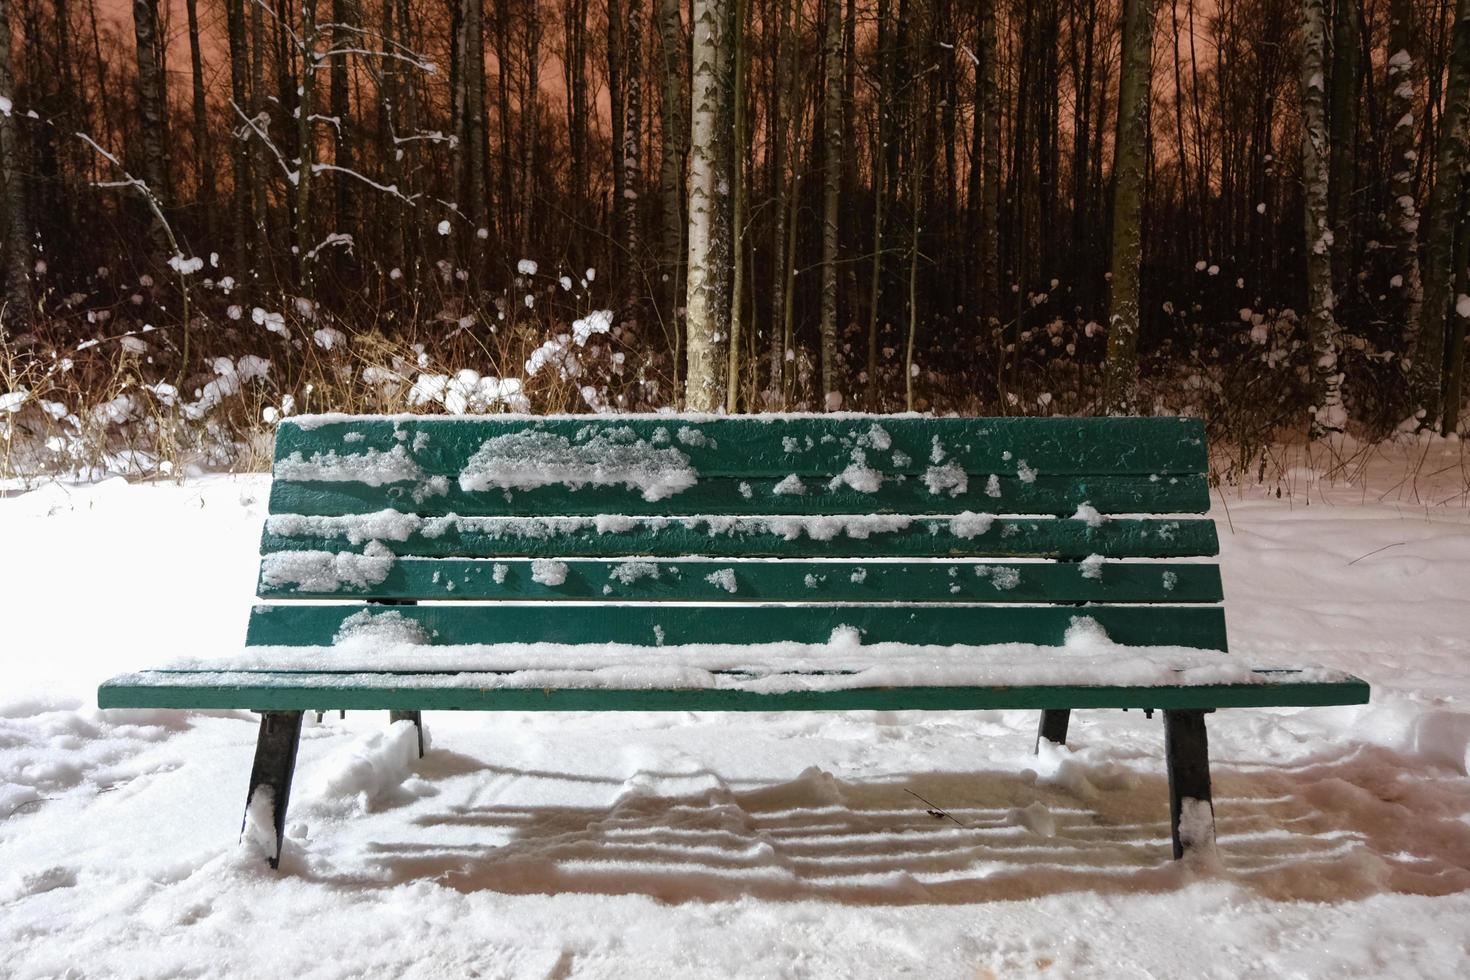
1163,709,1217,861
1035,709,1071,752
241,710,304,869
389,710,425,758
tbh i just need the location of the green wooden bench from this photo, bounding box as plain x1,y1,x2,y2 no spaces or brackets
99,414,1368,869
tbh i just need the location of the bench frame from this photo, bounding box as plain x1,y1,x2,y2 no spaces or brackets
96,414,1366,871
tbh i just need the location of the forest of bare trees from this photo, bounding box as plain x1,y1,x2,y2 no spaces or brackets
1,0,1469,467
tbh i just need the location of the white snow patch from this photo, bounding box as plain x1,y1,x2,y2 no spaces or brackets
950,512,995,539
530,559,569,586
704,568,738,593
458,430,697,501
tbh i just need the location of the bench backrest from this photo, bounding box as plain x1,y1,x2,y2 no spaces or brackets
253,415,1224,651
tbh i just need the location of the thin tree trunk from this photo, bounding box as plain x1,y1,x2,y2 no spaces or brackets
224,0,252,276
684,0,732,410
657,0,685,340
725,0,748,410
1301,0,1345,438
330,0,356,276
1413,0,1470,431
623,0,644,322
1103,0,1156,415
130,0,171,259
769,0,795,398
296,0,318,295
1386,0,1422,354
1327,0,1360,292
185,0,215,249
979,0,1000,328
0,0,30,325
609,0,625,268
251,0,273,271
819,0,842,406
520,4,540,257
457,0,490,248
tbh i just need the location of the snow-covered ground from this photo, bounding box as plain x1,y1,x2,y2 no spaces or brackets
3,441,1470,978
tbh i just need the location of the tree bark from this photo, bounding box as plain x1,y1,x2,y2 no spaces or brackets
1103,0,1156,415
296,0,318,294
330,0,356,278
725,0,747,410
1301,0,1346,438
185,0,215,249
657,0,685,338
819,0,842,406
979,0,1000,328
1327,0,1360,292
623,0,644,322
1386,0,1422,355
683,0,732,410
1413,0,1470,431
224,0,253,276
0,0,32,326
130,0,171,259
609,0,625,269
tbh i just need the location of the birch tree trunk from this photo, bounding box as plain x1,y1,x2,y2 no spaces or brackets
1412,0,1470,432
656,0,684,336
0,0,32,325
1300,0,1345,439
683,0,731,411
130,0,171,259
1102,0,1155,416
1385,0,1422,354
819,0,842,407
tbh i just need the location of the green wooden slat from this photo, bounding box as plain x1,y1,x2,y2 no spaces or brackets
272,415,1207,483
98,672,1371,712
257,556,1225,604
267,472,1210,517
244,602,1229,649
260,515,1220,560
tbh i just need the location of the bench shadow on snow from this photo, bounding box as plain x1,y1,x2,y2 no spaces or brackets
305,740,1470,906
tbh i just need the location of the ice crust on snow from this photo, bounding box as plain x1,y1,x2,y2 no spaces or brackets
457,429,697,501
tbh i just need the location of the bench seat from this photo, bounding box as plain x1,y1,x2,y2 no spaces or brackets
98,414,1369,869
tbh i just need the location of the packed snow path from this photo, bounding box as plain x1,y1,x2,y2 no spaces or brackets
2,446,1470,976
